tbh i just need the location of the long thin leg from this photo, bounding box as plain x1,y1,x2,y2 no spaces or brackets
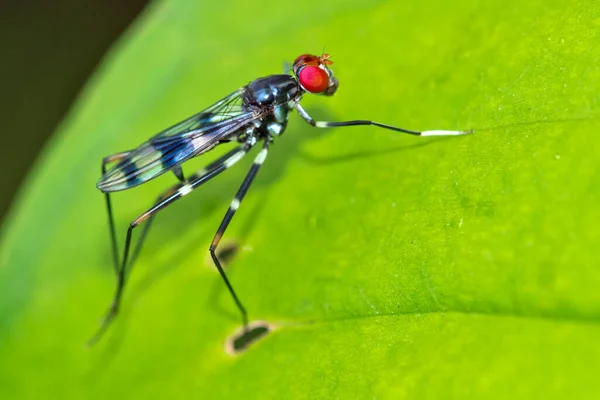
129,146,251,268
209,139,271,331
89,144,253,346
101,151,132,274
294,103,472,136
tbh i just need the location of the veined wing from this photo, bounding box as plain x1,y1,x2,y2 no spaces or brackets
98,90,257,192
154,89,247,139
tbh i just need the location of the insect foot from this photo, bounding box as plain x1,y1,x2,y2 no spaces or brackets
225,320,272,354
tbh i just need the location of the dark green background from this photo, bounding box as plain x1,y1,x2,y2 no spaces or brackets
0,0,147,220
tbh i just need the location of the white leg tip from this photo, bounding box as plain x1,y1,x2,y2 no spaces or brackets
421,129,473,136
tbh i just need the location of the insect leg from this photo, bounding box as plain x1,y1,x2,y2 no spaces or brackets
294,103,472,136
89,144,253,346
209,139,271,331
128,146,249,268
102,151,132,274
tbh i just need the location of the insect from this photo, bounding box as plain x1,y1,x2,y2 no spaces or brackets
91,53,470,344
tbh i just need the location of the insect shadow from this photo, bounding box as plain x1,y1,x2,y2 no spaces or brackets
298,135,455,165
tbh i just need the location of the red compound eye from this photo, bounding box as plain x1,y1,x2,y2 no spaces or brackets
298,66,329,93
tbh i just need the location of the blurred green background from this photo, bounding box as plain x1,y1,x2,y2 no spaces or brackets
1,0,599,399
0,0,147,220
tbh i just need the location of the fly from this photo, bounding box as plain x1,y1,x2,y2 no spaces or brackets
90,53,471,345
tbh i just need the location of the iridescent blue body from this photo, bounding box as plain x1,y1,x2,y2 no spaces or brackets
97,74,302,192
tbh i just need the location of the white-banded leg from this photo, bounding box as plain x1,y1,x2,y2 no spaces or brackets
128,146,249,269
101,151,132,275
209,139,271,331
89,144,253,346
294,103,472,136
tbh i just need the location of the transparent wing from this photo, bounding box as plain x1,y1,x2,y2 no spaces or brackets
154,89,247,139
98,90,258,192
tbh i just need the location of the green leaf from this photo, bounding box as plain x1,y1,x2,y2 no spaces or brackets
1,0,599,398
